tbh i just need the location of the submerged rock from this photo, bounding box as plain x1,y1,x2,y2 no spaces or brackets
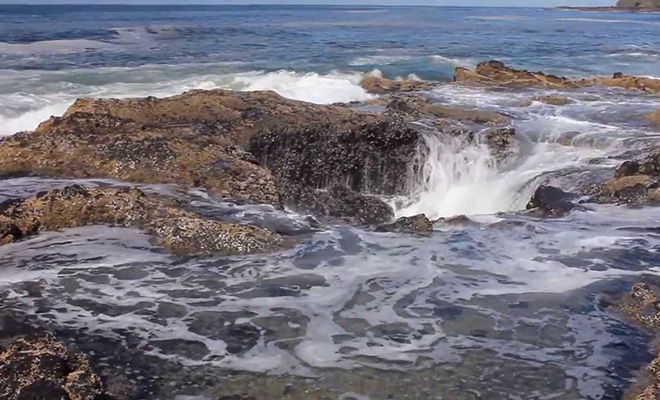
526,185,579,217
0,335,104,400
520,95,574,107
455,61,660,93
376,214,434,233
0,185,283,255
647,108,660,129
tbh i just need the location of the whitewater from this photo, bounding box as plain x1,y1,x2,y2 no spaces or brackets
1,4,660,400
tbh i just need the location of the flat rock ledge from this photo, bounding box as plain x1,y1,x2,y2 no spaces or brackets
0,335,104,400
455,60,660,94
0,185,283,255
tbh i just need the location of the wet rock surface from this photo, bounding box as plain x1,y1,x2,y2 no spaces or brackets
455,60,660,93
520,94,574,107
359,75,434,94
249,115,422,211
376,214,433,233
0,185,283,255
0,335,104,400
526,185,580,218
594,150,660,205
617,282,660,400
0,90,432,224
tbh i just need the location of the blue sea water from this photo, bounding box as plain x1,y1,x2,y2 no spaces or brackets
1,5,660,76
2,6,660,399
0,5,659,135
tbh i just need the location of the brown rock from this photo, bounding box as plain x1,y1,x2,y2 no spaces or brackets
0,185,283,255
602,175,653,196
423,104,510,125
455,61,660,93
617,282,660,400
0,90,427,224
376,214,433,233
359,76,433,94
0,335,104,400
454,60,575,89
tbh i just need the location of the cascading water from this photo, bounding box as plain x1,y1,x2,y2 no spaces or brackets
396,116,616,220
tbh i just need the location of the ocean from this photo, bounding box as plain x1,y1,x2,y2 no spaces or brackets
1,5,660,400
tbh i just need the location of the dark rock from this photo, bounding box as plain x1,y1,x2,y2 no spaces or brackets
0,336,104,400
298,185,394,225
615,160,641,178
249,117,419,221
376,214,433,233
526,186,578,217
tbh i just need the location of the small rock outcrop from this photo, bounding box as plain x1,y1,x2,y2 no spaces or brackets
376,214,434,233
526,186,579,217
359,76,433,94
0,335,104,400
0,185,283,255
455,61,660,93
595,150,660,205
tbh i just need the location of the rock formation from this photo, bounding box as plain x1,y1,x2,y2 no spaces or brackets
359,75,434,94
617,282,660,399
0,90,432,224
526,186,581,218
376,214,434,233
593,150,660,205
455,61,660,94
0,335,104,400
0,185,283,255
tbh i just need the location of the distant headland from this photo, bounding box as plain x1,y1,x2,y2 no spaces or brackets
557,0,660,11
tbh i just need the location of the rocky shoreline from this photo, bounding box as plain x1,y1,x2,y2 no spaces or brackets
1,60,660,399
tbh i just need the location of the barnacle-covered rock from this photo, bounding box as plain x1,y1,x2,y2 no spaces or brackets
0,185,283,255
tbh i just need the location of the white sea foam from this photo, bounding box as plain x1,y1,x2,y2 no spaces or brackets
231,70,375,104
0,67,376,135
0,102,71,136
430,55,476,68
